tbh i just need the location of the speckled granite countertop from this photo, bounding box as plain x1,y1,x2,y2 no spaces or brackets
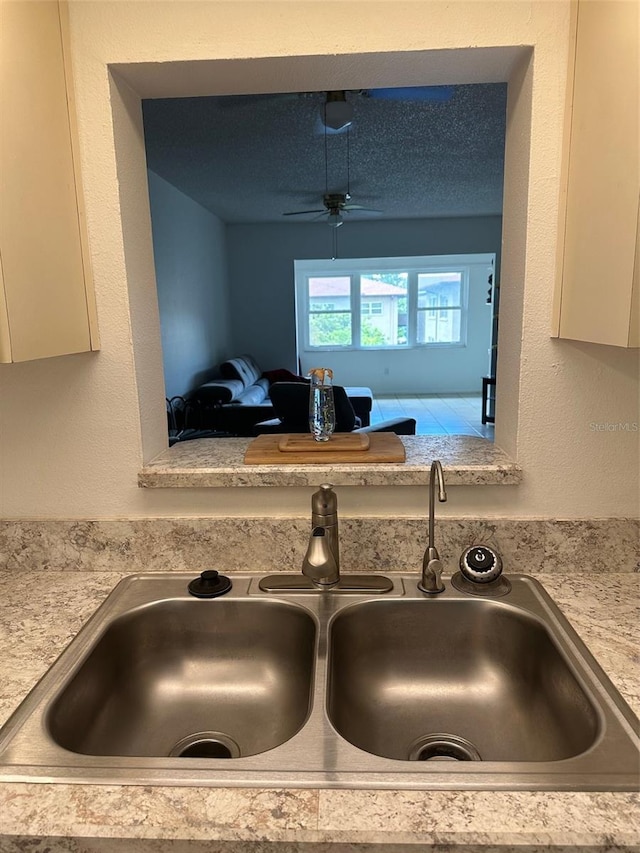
0,569,637,851
139,435,522,488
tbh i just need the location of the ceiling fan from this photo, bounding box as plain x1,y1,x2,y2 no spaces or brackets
321,86,455,131
282,87,443,251
212,87,456,135
283,106,382,226
283,192,381,227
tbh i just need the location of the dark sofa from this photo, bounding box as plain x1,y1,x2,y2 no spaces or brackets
189,355,277,435
186,355,375,437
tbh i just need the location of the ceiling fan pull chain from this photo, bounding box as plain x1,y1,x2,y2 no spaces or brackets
346,127,351,199
324,121,329,196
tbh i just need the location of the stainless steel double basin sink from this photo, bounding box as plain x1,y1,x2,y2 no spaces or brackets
0,573,638,790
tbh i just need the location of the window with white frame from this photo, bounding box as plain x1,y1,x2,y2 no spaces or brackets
295,254,481,352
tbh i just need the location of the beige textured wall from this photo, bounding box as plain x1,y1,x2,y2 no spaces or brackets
0,1,637,520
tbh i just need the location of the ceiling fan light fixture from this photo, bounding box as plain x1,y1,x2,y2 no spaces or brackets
324,91,353,131
327,211,343,228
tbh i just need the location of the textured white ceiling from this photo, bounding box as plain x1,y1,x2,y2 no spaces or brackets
142,83,507,224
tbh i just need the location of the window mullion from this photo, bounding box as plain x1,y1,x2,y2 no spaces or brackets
351,273,360,349
408,270,418,346
304,274,312,349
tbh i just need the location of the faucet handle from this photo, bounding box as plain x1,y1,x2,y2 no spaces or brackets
312,484,337,517
419,548,445,594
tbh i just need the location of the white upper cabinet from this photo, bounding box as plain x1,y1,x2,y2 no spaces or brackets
553,0,639,348
0,0,99,363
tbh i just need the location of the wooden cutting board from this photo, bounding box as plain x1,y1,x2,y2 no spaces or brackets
278,433,370,452
244,432,406,464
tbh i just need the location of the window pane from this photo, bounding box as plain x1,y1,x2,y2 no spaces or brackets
360,273,408,346
418,272,461,309
417,308,462,344
309,312,352,346
308,276,350,311
361,301,384,316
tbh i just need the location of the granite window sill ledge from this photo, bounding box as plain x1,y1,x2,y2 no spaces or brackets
139,435,522,489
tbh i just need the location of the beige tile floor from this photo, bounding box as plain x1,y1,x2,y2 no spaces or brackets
370,393,494,439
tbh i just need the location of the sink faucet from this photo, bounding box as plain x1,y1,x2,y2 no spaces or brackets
419,460,447,594
259,482,393,594
302,484,340,586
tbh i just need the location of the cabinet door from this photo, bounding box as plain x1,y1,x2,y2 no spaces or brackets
0,0,99,362
554,0,639,348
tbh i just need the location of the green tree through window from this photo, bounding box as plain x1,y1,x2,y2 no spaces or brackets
309,314,386,347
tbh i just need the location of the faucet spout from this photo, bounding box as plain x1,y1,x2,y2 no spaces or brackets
302,484,340,586
302,527,339,585
419,460,447,594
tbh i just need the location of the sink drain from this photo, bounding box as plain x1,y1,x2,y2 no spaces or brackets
408,733,482,762
169,731,241,759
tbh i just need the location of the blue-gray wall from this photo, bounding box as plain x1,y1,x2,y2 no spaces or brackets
148,171,231,398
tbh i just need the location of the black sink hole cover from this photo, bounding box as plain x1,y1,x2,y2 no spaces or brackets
188,570,232,598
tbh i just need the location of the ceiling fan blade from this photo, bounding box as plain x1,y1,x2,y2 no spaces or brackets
364,85,455,103
342,204,383,212
282,208,326,216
